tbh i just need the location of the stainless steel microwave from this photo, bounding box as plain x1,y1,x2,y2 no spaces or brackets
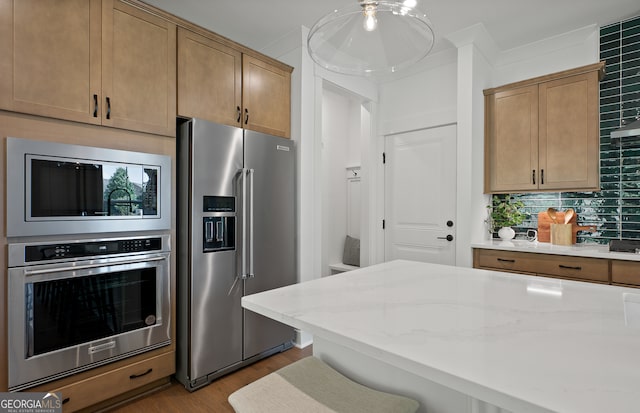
6,137,171,237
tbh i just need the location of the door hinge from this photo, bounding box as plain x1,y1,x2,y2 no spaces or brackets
382,219,385,229
382,152,386,164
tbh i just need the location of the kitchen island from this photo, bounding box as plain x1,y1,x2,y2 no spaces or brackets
242,260,640,413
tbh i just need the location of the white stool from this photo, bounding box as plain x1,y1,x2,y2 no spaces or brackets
228,356,419,413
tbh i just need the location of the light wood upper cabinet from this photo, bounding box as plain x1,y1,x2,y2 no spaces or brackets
177,28,242,127
538,72,599,190
0,0,102,125
484,62,603,193
177,30,291,138
102,0,176,136
242,55,291,138
486,85,539,192
0,0,176,137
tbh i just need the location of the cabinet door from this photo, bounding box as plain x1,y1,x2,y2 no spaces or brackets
485,85,539,193
177,28,242,127
102,0,176,136
242,55,291,138
538,72,600,191
0,0,101,125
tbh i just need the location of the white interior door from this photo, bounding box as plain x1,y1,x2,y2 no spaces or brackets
384,125,457,265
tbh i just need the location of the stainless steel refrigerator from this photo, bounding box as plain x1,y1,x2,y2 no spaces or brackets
176,118,296,390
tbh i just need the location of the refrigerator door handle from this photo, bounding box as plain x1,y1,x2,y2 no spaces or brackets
240,167,248,279
248,168,255,278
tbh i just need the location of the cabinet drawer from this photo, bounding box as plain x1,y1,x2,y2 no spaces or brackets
535,255,609,283
611,260,640,286
45,351,174,412
474,249,538,274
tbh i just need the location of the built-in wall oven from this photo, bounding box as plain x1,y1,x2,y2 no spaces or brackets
7,234,171,391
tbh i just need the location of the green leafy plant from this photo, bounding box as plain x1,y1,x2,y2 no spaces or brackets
487,196,527,230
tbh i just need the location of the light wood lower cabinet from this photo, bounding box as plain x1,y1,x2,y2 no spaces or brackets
29,351,174,412
611,260,640,287
473,248,611,284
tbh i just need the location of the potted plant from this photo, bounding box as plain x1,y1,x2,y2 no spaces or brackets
487,196,527,240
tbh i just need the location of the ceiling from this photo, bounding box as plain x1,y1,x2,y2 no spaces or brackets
144,0,639,56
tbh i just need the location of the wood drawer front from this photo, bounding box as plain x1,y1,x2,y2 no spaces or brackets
475,249,539,274
48,351,174,412
535,255,609,282
611,260,640,286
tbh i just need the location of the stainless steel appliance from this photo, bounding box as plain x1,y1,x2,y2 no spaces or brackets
7,234,172,391
176,119,296,390
6,137,171,237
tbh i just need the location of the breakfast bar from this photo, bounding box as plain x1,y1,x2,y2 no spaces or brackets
242,260,640,413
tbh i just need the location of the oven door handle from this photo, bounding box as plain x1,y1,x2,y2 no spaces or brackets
23,256,167,276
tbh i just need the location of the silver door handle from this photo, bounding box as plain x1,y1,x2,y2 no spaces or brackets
240,168,247,279
248,168,254,278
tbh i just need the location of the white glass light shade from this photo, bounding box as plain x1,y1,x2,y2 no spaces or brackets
307,1,435,75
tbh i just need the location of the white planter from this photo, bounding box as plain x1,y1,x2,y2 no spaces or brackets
498,227,515,241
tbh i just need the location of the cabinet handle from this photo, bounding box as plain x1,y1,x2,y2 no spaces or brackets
532,169,536,185
244,108,249,125
93,94,98,117
541,169,544,184
62,398,70,405
106,97,111,120
559,264,581,270
497,258,515,263
129,368,153,379
236,106,241,123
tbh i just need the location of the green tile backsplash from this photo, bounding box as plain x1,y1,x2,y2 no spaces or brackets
495,15,640,244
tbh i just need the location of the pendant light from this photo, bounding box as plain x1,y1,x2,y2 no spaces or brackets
307,0,435,76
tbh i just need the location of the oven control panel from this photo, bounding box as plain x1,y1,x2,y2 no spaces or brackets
24,237,162,262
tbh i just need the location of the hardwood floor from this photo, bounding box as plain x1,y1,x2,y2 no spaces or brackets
110,346,312,413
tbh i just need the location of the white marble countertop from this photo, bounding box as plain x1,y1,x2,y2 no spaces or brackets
472,239,640,261
242,260,640,413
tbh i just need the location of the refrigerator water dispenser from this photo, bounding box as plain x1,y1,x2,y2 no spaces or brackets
203,216,235,252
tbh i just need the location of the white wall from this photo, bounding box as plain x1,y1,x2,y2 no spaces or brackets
378,49,458,135
493,24,600,86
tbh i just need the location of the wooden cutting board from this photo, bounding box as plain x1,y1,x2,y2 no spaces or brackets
537,211,595,243
538,211,573,242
